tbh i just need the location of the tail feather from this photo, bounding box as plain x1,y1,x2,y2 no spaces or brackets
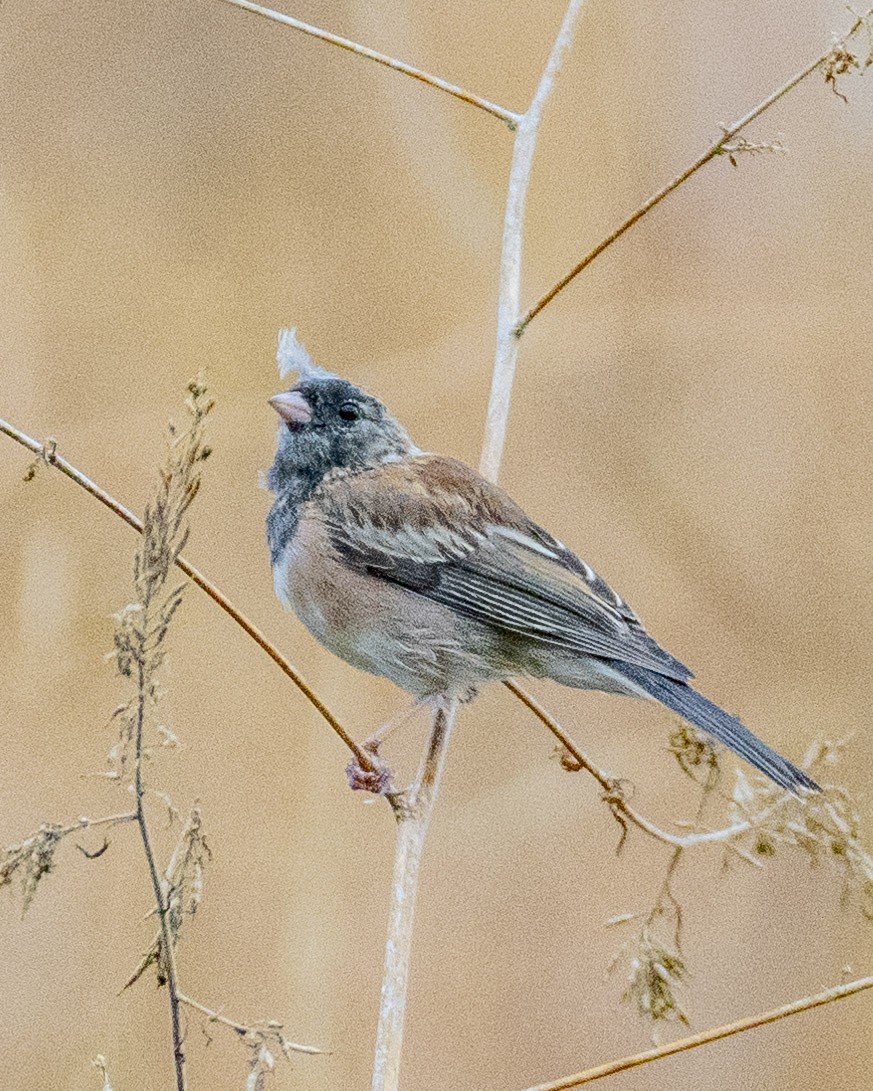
616,663,820,794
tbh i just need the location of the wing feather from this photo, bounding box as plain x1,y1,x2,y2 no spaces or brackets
316,456,692,682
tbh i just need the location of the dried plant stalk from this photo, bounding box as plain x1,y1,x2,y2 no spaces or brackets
372,702,458,1091
111,378,213,1091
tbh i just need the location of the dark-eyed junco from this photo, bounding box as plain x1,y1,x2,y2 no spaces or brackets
266,333,818,795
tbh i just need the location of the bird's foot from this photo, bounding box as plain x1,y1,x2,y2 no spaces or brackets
345,752,394,795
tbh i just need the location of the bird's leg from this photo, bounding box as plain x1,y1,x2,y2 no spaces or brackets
362,699,424,756
346,700,424,795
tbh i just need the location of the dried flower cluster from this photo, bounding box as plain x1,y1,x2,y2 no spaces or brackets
719,134,787,168
622,928,690,1026
244,1025,319,1091
242,1016,327,1091
1,813,136,913
730,739,873,917
608,730,873,1028
4,379,322,1087
668,724,720,786
823,14,873,101
0,823,63,912
92,1055,113,1091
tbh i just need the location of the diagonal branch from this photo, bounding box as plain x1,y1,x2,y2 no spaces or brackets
515,6,873,333
218,0,521,127
1,418,765,852
519,971,873,1090
504,681,784,851
0,417,378,777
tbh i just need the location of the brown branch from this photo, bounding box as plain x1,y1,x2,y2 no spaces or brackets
0,416,791,854
0,417,377,776
503,681,785,851
218,0,521,128
0,405,783,847
515,7,873,333
520,972,873,1090
134,658,186,1091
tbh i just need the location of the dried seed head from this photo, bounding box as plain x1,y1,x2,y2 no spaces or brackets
108,378,213,781
730,740,873,919
668,723,720,785
622,931,689,1025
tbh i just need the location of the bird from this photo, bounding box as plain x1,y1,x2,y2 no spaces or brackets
265,337,819,795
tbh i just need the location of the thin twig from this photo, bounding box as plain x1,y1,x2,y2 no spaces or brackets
218,0,521,128
177,992,325,1055
371,702,458,1091
503,681,785,850
0,418,377,776
515,6,873,333
480,0,588,481
42,812,137,838
520,972,873,1090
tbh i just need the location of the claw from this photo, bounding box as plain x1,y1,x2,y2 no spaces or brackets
346,756,393,795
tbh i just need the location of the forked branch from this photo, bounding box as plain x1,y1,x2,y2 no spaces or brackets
480,0,589,481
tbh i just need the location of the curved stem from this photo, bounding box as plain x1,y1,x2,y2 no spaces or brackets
503,680,785,850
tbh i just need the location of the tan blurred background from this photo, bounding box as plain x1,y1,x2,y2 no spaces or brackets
2,0,872,1087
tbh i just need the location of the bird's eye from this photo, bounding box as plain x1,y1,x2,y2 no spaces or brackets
338,402,360,422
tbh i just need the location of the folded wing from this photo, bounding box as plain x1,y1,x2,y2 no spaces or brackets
318,456,692,682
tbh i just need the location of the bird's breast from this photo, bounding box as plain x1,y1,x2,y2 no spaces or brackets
271,509,511,698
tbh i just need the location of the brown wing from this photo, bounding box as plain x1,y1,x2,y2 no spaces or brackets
316,456,692,681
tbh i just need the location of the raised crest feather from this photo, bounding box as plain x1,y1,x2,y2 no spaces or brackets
276,328,330,381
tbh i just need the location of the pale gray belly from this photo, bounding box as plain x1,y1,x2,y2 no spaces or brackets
273,534,515,700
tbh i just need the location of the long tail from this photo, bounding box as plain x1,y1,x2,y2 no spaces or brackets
616,663,820,794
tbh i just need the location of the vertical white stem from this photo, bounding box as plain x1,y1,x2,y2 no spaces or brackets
372,4,587,1087
479,0,588,483
371,702,458,1091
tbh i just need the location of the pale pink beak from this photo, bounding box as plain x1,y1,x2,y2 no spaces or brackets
269,390,313,425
